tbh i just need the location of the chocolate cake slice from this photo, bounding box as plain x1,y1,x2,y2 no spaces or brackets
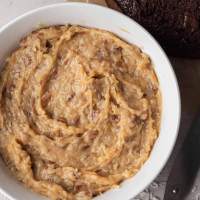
114,0,200,58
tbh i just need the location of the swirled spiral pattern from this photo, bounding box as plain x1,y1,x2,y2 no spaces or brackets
0,26,161,200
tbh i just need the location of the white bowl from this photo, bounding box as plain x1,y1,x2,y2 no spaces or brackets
0,3,180,200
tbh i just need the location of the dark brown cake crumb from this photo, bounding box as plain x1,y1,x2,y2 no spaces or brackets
115,0,200,58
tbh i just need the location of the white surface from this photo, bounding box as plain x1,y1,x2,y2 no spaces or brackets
0,2,180,200
0,194,8,200
0,0,66,27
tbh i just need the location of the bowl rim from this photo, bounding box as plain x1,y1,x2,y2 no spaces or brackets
0,2,181,200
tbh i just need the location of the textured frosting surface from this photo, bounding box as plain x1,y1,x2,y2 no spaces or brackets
0,25,161,200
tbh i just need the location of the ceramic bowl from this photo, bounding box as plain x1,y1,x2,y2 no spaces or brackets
0,3,181,200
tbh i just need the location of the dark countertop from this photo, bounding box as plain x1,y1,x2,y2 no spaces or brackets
1,1,200,200
135,58,200,200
